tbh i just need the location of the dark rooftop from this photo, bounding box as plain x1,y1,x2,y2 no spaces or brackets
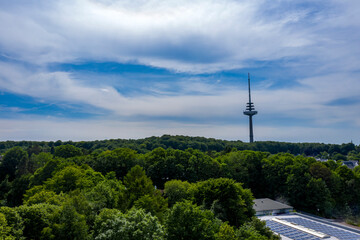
253,198,293,212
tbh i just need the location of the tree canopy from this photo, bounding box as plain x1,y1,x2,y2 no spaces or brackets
0,135,359,238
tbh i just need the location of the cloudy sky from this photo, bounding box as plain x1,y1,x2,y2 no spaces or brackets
1,0,360,143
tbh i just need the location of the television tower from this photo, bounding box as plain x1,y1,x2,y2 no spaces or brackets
243,73,257,143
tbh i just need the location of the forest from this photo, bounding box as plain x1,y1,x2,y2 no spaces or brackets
0,135,359,239
1,135,359,158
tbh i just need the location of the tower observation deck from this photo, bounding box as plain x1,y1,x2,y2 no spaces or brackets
243,73,257,143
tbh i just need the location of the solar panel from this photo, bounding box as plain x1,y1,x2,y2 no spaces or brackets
265,220,321,240
281,217,360,240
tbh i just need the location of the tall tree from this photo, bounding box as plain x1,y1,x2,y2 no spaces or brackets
54,145,83,159
91,148,138,179
0,212,15,240
94,208,165,240
166,201,221,240
164,179,191,207
0,147,29,181
190,178,254,227
43,202,89,240
123,165,154,208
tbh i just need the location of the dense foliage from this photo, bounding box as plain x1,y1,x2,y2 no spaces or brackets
1,135,359,158
0,135,359,239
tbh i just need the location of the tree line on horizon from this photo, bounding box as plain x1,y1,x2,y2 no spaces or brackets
1,135,359,160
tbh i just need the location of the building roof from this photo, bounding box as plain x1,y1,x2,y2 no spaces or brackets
253,198,293,212
259,213,360,240
342,161,358,169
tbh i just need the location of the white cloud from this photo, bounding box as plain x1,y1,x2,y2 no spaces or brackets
1,60,360,130
0,62,242,119
255,72,360,127
0,0,324,72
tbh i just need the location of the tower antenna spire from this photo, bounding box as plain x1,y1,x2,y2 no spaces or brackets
248,73,252,103
243,73,257,143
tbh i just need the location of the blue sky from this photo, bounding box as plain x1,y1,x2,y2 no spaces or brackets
0,0,360,143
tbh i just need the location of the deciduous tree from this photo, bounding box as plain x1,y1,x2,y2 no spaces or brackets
166,201,221,240
190,178,254,227
94,208,165,240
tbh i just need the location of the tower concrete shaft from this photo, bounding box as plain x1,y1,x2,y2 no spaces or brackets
243,73,257,143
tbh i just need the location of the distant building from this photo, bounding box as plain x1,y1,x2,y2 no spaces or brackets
315,158,328,162
253,198,293,216
342,160,359,169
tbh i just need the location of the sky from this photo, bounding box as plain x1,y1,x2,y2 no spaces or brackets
0,0,360,144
